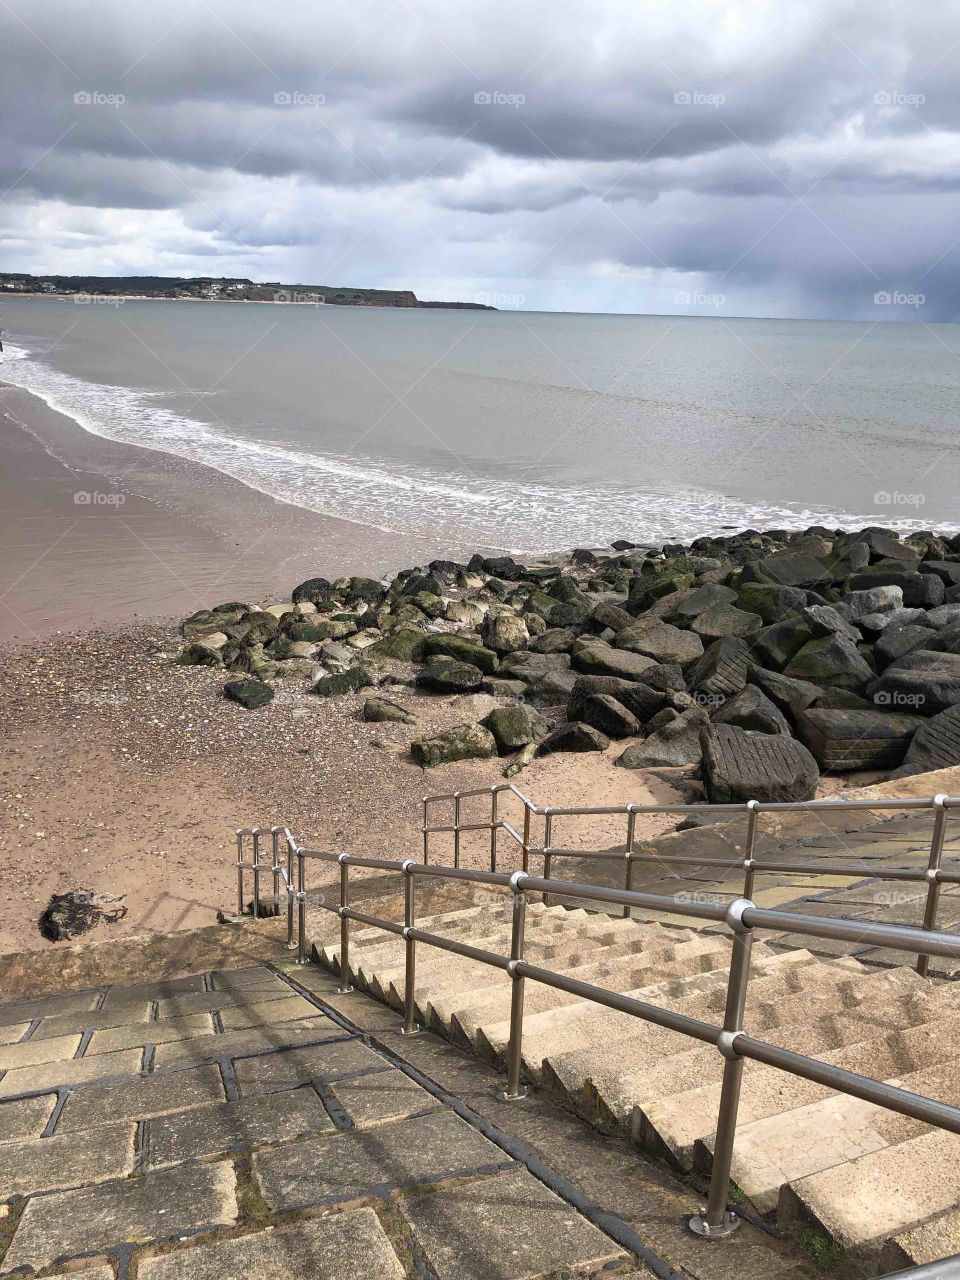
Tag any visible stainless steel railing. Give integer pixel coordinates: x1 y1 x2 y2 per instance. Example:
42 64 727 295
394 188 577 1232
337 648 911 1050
423 786 959 976
252 838 960 1243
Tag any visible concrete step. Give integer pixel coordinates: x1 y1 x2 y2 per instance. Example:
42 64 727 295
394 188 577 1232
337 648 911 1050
778 1126 960 1249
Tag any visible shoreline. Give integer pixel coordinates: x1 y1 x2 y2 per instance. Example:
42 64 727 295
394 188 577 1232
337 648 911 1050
0 382 507 642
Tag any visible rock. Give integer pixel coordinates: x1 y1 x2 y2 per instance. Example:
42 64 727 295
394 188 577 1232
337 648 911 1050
926 604 960 628
263 603 296 620
700 723 819 803
313 665 375 696
345 576 387 605
874 625 936 670
613 682 671 726
363 696 416 724
365 628 426 663
712 685 791 735
796 708 925 770
856 607 932 640
38 889 126 942
241 611 281 643
847 570 945 608
483 705 542 754
750 617 813 669
570 638 656 680
740 553 831 589
445 599 485 627
901 705 960 772
837 584 904 621
539 721 610 754
500 651 572 685
224 679 275 709
580 694 642 738
801 605 861 642
411 723 497 768
416 658 485 694
527 670 579 703
291 577 333 605
422 634 499 674
529 628 576 654
867 651 960 716
663 584 738 621
617 706 709 768
615 619 704 665
482 611 530 654
503 742 538 777
566 675 634 720
590 601 634 632
688 637 753 698
481 677 528 698
177 642 223 667
919 561 960 587
811 689 873 710
633 663 687 693
690 604 763 639
735 583 808 623
784 635 874 691
747 666 823 716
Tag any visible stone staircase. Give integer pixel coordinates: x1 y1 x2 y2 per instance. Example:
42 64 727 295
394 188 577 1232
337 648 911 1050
319 889 960 1266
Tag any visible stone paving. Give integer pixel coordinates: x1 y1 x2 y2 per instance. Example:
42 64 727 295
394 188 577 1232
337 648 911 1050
0 959 661 1279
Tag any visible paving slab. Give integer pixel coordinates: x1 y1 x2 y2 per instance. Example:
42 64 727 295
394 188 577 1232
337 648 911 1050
217 993 319 1030
0 1032 82 1072
0 1024 29 1047
32 1001 154 1040
0 1121 135 1198
101 974 206 1003
400 1167 624 1279
2 1160 237 1272
0 1093 57 1142
0 1047 143 1098
56 1064 225 1132
254 1110 512 1210
145 1086 334 1167
0 992 100 1028
151 1017 344 1069
209 966 285 989
87 1013 216 1056
155 988 292 1019
328 1068 439 1128
136 1206 404 1279
234 1037 390 1095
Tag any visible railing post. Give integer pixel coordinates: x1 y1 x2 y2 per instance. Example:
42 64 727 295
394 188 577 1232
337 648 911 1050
500 872 529 1101
490 787 499 872
454 793 462 869
401 860 420 1035
251 827 261 920
542 813 554 906
623 808 637 920
271 828 281 917
918 795 949 978
336 853 353 993
422 797 430 865
295 848 307 965
742 801 760 900
286 835 296 949
689 897 754 1239
522 805 531 874
235 829 245 916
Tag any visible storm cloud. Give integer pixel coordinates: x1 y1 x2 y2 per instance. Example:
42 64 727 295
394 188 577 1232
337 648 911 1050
1 0 959 319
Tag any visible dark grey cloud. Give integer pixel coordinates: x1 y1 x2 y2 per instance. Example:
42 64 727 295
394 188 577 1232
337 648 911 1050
1 0 959 318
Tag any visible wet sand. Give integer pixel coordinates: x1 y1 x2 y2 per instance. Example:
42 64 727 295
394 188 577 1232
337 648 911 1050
0 382 470 643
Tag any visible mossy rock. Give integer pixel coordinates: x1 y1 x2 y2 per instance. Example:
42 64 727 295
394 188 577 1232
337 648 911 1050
366 628 426 662
482 705 540 754
177 642 223 667
409 591 445 619
224 679 275 709
422 633 499 673
411 723 497 767
240 610 280 643
312 664 376 696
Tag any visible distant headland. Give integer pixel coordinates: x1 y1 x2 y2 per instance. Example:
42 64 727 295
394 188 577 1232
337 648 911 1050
0 273 496 310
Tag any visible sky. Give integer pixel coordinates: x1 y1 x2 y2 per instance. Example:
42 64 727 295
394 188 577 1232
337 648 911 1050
1 0 959 320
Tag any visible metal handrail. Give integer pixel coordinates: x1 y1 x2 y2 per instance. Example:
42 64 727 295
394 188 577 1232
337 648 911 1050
422 787 959 975
252 838 960 1245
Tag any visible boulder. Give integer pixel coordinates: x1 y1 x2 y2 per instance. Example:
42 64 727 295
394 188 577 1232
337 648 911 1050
700 723 819 803
837 584 904 621
292 576 333 606
365 627 426 663
313 665 375 696
740 553 831 589
617 706 709 769
856 607 932 640
529 628 576 654
874 625 936 670
712 685 791 735
784 635 874 691
500 651 572 685
796 708 924 770
363 696 416 724
847 571 945 609
411 723 498 768
747 666 823 717
416 658 485 695
926 604 960 629
482 611 530 655
422 634 499 674
483 705 542 755
527 670 579 703
241 611 281 643
614 682 672 726
580 694 642 738
177 642 223 667
750 618 813 669
445 599 485 627
481 677 528 699
539 721 610 754
590 601 634 632
615 619 704 665
224 679 275 710
690 604 763 639
662 583 738 621
735 583 807 623
688 637 754 698
801 605 860 642
867 651 960 716
570 638 655 680
900 705 960 773
633 663 687 693
567 674 635 720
